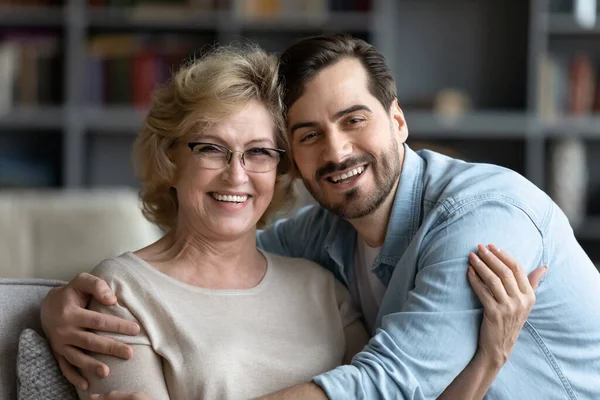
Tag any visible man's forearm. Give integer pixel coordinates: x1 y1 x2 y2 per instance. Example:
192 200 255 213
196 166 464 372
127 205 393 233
254 382 328 400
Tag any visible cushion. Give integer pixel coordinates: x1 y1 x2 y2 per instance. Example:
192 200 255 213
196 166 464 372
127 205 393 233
16 329 77 400
0 278 65 399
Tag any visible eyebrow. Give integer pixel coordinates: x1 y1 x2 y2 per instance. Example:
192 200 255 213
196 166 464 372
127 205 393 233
193 135 275 147
289 104 372 136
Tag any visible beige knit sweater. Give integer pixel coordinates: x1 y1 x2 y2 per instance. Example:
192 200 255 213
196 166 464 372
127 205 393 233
78 249 367 400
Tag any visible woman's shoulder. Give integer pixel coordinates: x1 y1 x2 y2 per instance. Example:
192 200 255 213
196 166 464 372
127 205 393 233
261 250 336 282
90 252 144 285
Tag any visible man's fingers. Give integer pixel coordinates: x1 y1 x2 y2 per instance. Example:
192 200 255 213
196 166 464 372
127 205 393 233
78 308 140 335
467 265 495 308
61 345 110 378
488 244 532 294
71 273 116 305
476 244 521 297
91 391 150 400
57 354 89 391
469 252 509 302
527 266 548 291
72 331 134 360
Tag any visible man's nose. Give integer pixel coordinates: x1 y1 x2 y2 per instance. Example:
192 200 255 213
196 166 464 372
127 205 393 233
322 129 353 164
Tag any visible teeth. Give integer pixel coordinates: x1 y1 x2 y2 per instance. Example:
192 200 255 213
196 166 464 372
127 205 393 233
211 193 248 203
331 166 365 183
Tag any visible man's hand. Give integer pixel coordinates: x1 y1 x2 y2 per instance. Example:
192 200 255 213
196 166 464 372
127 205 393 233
468 244 547 366
40 273 140 390
90 391 154 400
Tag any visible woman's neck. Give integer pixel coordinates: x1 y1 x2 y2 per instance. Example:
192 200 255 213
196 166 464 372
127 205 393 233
136 223 266 290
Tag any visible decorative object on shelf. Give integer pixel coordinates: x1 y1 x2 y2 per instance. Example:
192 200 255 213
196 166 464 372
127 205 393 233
433 88 473 120
549 137 589 230
574 0 597 29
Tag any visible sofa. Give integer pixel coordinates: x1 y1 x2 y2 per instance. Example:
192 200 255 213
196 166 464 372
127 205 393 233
0 278 66 399
0 188 162 280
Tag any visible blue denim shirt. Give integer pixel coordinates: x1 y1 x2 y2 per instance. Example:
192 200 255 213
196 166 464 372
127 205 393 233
257 145 600 399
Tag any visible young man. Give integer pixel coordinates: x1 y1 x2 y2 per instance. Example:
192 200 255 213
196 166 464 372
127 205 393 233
42 35 599 399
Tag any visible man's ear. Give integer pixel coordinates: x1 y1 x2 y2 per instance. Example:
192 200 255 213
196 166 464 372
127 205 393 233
390 98 409 143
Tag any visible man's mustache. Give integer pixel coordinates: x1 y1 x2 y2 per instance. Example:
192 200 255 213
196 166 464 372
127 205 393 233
316 154 375 180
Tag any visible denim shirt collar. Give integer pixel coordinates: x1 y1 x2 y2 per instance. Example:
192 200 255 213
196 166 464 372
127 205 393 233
323 144 425 286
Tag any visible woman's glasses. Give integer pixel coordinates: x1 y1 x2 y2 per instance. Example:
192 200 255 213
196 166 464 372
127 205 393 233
187 142 286 173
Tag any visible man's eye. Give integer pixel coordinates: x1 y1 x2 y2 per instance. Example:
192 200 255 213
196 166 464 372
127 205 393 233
348 117 364 125
300 132 318 143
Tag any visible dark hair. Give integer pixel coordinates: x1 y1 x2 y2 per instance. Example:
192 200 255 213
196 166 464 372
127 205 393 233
278 34 397 113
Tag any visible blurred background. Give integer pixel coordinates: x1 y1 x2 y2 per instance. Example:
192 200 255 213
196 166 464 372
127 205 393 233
0 0 599 279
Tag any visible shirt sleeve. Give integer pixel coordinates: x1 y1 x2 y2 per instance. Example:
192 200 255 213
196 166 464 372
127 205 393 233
77 267 171 399
313 201 545 399
335 278 370 365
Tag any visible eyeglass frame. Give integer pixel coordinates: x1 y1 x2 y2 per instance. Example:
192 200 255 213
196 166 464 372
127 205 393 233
186 141 286 173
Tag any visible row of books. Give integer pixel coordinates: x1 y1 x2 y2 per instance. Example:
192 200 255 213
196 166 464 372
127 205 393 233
0 34 62 114
538 53 600 120
0 0 62 5
87 0 371 13
86 34 210 107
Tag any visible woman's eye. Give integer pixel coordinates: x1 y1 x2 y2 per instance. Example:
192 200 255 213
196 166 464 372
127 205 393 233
197 145 221 153
247 147 270 156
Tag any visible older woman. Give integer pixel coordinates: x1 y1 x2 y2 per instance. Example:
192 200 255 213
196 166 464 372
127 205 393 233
41 46 543 400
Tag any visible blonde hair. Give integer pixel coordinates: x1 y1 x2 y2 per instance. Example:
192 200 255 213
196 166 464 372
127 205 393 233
133 45 294 231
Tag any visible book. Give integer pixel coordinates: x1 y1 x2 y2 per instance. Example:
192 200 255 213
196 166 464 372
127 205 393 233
568 54 595 116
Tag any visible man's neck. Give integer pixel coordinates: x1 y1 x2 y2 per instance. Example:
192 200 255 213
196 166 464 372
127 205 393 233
348 177 400 248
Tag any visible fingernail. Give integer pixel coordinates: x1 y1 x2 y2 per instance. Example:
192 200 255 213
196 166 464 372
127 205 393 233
102 294 115 301
489 244 500 252
469 252 480 264
479 244 489 254
96 366 106 377
79 382 88 391
91 394 100 399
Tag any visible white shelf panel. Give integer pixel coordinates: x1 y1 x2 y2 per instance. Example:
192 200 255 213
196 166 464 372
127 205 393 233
404 111 534 138
543 116 600 138
0 6 64 27
548 13 600 35
0 107 64 130
85 107 147 133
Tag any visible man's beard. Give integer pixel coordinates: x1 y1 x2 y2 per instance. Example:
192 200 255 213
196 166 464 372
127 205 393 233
301 141 401 220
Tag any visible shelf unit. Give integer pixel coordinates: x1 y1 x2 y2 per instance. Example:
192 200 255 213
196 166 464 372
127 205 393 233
1 0 599 249
0 5 65 26
548 11 600 34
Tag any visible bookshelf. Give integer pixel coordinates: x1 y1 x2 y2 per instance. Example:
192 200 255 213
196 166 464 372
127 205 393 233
0 5 65 27
1 0 599 256
548 12 600 34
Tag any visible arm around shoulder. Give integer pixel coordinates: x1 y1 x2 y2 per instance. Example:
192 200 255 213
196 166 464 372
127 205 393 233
77 265 169 399
313 201 545 399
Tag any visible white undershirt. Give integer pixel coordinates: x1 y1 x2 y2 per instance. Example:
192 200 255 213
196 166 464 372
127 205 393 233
350 237 386 333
